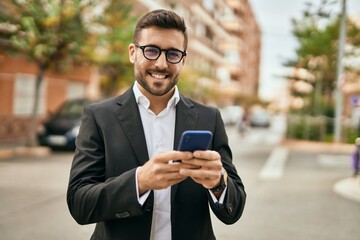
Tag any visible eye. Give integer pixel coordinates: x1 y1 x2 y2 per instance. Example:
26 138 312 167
144 47 160 57
167 50 181 60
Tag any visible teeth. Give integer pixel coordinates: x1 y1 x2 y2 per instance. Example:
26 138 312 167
151 73 166 79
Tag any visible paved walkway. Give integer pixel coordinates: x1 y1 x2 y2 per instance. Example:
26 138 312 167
0 141 50 159
333 176 360 203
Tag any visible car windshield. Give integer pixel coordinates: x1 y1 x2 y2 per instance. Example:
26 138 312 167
57 100 87 117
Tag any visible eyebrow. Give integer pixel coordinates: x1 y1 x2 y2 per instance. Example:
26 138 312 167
141 44 183 52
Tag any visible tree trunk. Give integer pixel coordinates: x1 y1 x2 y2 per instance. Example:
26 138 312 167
27 65 45 147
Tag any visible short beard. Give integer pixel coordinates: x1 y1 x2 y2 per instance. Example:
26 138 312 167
135 68 179 96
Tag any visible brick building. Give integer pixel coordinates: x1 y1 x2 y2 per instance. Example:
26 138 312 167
0 0 261 141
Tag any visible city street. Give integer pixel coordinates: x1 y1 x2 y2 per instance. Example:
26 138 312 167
213 122 360 240
0 117 360 240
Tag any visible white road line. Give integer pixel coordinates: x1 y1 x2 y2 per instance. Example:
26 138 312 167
259 146 289 180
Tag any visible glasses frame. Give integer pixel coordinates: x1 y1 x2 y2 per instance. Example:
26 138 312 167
135 44 187 64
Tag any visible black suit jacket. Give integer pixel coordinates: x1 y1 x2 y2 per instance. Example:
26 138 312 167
67 87 246 240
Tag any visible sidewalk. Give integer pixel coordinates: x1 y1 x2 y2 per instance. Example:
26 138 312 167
0 141 51 159
333 176 360 203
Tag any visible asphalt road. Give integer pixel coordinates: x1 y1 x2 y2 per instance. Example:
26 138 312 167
213 124 360 240
0 120 359 240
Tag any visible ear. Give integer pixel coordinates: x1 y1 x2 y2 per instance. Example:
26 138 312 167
129 43 136 64
181 55 187 66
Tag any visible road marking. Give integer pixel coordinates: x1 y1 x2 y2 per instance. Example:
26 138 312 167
259 146 289 180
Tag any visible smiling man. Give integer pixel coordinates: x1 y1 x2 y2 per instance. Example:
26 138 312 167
67 9 246 240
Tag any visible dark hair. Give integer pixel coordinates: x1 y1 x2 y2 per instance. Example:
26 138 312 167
134 9 188 50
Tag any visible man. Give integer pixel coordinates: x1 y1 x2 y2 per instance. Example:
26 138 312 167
67 9 246 240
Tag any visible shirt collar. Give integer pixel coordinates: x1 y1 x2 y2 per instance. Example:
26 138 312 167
133 81 180 110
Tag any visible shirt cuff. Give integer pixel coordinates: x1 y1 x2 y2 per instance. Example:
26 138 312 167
208 186 228 204
135 167 151 205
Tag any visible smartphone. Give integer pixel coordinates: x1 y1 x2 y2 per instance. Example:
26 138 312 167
177 130 213 152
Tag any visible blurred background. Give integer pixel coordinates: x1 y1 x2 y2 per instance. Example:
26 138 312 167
1 0 360 146
0 0 360 240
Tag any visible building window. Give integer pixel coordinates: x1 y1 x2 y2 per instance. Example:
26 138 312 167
205 25 213 41
67 81 85 99
202 0 215 12
225 51 240 64
195 21 205 37
13 74 46 116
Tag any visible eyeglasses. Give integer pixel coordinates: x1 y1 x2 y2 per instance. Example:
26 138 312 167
135 44 187 64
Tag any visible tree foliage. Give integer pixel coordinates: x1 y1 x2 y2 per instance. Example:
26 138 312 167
84 0 136 97
285 0 360 116
0 0 96 146
0 0 91 70
0 0 135 146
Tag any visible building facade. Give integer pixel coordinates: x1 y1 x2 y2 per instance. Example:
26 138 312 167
0 0 261 141
0 51 93 141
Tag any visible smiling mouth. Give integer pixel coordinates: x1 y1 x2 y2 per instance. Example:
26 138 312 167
150 72 168 79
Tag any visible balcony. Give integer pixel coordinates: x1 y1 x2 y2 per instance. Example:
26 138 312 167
220 16 243 34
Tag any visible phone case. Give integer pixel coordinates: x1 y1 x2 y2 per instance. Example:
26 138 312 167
177 130 213 152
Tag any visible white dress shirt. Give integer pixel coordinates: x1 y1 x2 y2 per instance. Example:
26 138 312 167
133 82 178 240
132 82 226 240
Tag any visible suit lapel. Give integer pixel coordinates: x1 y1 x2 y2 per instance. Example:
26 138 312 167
113 88 149 166
173 94 197 149
172 94 198 202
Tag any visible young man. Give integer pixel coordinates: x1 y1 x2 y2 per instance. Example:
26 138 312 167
67 9 246 240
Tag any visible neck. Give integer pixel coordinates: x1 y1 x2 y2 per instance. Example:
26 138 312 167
149 97 169 115
138 85 175 115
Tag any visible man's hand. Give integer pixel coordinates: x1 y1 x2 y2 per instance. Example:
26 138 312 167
179 150 223 190
137 151 194 195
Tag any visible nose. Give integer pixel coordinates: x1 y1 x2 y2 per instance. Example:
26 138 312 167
154 51 168 69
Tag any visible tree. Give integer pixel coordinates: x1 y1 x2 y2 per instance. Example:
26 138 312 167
84 1 136 97
285 0 360 116
0 0 98 147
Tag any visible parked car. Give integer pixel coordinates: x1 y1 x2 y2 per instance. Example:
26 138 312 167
37 98 94 150
220 106 244 125
249 108 271 128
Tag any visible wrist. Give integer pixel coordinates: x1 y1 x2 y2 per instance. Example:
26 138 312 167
209 167 227 193
137 167 148 195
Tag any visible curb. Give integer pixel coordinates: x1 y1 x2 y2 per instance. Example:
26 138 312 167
0 149 14 159
0 146 51 159
281 139 354 154
333 177 360 203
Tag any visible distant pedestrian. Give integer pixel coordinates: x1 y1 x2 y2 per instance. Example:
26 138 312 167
237 106 249 135
352 149 359 177
352 138 360 177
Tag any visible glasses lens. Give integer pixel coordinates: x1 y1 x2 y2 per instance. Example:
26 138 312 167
143 46 160 60
166 50 183 63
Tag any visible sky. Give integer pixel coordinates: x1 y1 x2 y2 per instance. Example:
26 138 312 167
249 0 360 101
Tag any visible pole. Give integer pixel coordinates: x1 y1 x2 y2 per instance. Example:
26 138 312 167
334 0 347 142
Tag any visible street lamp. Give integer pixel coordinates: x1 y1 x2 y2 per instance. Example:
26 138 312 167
334 0 347 142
